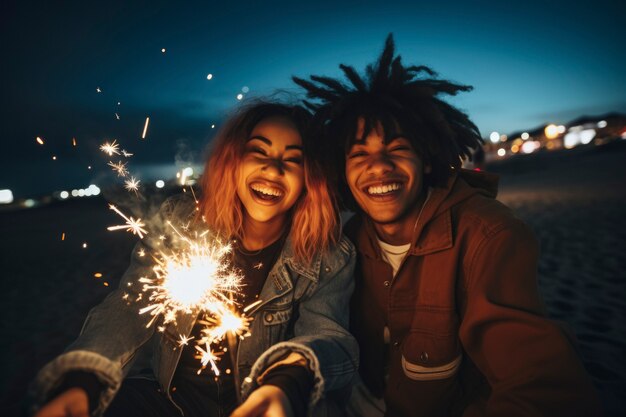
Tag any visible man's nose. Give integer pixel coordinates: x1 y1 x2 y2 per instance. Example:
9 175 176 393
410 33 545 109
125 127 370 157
365 153 394 175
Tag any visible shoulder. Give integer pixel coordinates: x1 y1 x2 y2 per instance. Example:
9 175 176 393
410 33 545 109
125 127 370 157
320 234 356 275
454 193 535 243
160 193 197 221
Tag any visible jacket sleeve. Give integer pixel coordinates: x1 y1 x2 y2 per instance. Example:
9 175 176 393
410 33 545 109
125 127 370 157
242 236 359 412
459 220 601 417
29 199 181 416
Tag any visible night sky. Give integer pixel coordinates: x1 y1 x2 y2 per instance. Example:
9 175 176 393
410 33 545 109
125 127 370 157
2 0 625 198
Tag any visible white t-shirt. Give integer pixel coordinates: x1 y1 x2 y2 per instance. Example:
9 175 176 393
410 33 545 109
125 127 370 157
377 238 411 277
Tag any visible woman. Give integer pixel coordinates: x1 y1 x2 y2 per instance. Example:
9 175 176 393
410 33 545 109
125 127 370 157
31 102 357 417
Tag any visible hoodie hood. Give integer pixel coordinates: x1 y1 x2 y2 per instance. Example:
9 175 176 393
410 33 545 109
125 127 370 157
409 169 499 245
351 169 500 259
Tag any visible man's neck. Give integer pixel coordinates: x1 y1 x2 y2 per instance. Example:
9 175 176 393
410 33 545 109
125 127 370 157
241 215 286 251
372 193 428 246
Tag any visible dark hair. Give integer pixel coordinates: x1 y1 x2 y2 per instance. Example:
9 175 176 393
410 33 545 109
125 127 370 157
199 100 339 263
293 34 483 210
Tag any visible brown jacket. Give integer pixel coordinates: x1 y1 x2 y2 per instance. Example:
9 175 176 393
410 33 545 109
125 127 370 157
345 169 601 417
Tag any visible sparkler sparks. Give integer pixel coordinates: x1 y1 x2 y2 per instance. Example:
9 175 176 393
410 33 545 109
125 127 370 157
142 117 150 139
124 177 141 194
121 149 133 157
178 334 194 347
137 228 240 327
195 343 221 375
100 140 120 156
108 160 129 177
107 204 147 238
36 137 44 145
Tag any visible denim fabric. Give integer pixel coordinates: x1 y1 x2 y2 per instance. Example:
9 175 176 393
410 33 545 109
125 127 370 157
30 197 358 417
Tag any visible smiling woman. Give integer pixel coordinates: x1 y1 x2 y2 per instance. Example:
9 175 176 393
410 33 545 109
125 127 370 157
30 101 357 417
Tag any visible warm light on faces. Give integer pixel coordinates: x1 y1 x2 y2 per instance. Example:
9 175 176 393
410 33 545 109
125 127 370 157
345 119 430 227
236 116 305 226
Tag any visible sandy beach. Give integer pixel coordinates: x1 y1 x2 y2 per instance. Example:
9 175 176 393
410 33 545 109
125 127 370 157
1 141 625 416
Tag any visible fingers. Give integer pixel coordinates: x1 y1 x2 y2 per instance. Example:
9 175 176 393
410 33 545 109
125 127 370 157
34 388 90 417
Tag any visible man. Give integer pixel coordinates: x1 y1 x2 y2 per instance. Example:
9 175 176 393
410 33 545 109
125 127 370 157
294 35 601 416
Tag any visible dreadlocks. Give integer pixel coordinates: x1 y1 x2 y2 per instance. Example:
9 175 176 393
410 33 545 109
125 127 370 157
293 34 483 210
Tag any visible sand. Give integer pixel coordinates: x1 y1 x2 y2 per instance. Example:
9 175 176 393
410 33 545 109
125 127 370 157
1 141 625 416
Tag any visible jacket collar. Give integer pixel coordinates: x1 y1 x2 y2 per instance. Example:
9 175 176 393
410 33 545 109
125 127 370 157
246 235 322 316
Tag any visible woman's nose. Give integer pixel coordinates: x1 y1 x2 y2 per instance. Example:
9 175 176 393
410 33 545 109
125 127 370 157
261 159 284 176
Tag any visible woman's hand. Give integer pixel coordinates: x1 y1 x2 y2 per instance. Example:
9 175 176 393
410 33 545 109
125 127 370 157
33 388 90 417
230 385 294 417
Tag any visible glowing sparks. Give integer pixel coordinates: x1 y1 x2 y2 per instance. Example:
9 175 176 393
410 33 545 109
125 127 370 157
142 117 150 139
121 149 133 158
100 140 120 156
195 343 220 375
107 204 148 238
124 177 141 194
108 160 129 177
199 307 251 343
178 334 195 347
138 248 146 257
115 113 120 120
96 87 102 93
137 228 240 327
36 137 44 145
61 232 65 241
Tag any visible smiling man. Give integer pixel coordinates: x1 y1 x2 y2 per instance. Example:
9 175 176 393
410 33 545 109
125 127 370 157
295 35 601 417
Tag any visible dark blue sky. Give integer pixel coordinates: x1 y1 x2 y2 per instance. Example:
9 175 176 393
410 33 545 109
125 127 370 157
1 0 624 198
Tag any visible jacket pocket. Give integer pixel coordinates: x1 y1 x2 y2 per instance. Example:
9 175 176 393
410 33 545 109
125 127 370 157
262 306 294 346
401 329 462 381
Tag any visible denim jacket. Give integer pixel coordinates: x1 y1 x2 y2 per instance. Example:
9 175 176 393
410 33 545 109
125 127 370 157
31 197 358 416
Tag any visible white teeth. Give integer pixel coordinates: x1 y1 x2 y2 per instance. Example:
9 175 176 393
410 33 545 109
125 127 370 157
251 184 283 197
367 183 401 195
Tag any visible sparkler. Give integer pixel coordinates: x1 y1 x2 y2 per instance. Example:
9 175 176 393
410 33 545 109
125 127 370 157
107 204 147 238
108 160 129 177
137 227 240 327
100 140 120 156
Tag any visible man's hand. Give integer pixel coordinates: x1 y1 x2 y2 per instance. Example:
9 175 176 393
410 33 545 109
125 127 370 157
33 388 90 417
230 385 294 417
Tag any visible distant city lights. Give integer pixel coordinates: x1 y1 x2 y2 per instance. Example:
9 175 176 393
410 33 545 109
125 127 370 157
207 73 213 80
156 180 165 189
544 124 559 139
0 189 14 204
597 120 607 128
521 132 530 140
489 131 500 143
521 141 541 154
497 148 506 157
564 128 597 149
242 86 250 93
60 191 69 199
236 93 244 101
